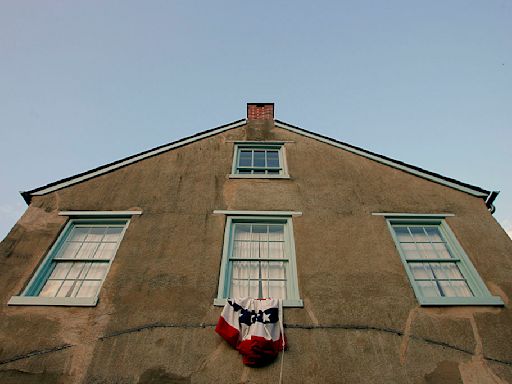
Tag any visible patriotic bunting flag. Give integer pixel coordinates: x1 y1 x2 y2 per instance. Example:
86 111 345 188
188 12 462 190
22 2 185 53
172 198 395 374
215 298 285 367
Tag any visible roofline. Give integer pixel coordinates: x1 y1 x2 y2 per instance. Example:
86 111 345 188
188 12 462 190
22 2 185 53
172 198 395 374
21 117 492 204
21 119 246 204
274 120 491 199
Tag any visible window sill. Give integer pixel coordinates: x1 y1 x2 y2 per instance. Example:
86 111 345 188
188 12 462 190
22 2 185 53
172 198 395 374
213 298 303 308
418 296 504 306
8 296 98 306
228 174 290 179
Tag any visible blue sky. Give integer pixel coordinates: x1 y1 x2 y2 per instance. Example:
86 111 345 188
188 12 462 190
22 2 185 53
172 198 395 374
0 1 511 239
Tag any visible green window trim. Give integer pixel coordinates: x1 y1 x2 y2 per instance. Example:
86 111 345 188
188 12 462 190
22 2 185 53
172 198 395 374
229 142 290 178
8 216 131 307
215 215 303 307
386 216 504 306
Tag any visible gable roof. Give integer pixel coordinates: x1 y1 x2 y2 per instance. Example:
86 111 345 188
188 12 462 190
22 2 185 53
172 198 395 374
21 118 496 207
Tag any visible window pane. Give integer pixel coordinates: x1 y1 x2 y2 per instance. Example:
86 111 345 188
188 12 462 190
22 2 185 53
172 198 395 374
233 261 259 279
249 280 259 298
433 243 452 258
417 281 440 297
259 242 269 259
234 224 251 241
49 262 73 279
231 279 248 298
401 243 420 259
103 227 123 242
394 227 412 242
67 262 86 279
268 225 284 241
262 261 286 279
410 227 428 242
267 280 286 299
410 263 434 279
232 261 246 279
253 151 265 167
56 280 75 297
267 169 280 174
86 263 109 279
76 280 101 298
239 151 252 167
238 169 251 174
417 243 437 259
268 242 285 259
266 151 280 167
55 242 81 259
95 243 117 260
250 242 263 259
425 227 443 242
251 225 268 242
85 227 107 242
76 242 99 259
68 227 89 242
39 280 62 297
233 241 251 258
448 281 473 297
431 263 463 280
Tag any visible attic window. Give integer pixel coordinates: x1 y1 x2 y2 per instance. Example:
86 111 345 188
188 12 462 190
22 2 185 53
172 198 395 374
229 142 289 179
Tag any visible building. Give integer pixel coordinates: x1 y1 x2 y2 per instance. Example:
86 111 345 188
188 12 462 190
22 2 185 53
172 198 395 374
0 103 511 383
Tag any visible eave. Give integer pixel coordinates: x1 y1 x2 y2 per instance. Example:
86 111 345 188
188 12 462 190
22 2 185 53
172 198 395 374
21 118 495 207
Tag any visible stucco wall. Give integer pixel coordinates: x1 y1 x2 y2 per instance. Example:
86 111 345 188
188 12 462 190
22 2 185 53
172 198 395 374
1 120 511 383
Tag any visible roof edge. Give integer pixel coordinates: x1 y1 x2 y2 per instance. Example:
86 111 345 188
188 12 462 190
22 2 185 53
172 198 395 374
274 120 491 199
20 116 493 205
21 118 246 204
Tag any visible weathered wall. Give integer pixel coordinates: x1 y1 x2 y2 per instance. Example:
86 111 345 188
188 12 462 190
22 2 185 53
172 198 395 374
1 120 511 383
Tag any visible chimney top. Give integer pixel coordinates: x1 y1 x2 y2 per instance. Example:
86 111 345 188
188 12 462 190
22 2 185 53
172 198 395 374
247 103 274 120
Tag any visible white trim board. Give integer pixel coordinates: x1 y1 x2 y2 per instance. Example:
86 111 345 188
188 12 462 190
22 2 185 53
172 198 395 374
59 211 143 216
22 118 491 201
8 296 98 306
372 213 455 217
26 120 247 198
274 121 489 198
213 210 302 216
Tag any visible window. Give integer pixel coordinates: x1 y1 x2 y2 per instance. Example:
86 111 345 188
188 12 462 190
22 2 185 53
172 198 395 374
8 213 136 306
387 216 503 306
230 142 289 178
215 213 302 307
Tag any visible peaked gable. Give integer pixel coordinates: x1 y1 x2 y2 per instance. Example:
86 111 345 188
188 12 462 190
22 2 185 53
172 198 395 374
21 117 495 207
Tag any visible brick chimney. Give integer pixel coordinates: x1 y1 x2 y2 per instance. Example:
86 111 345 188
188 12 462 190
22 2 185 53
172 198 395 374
247 103 274 120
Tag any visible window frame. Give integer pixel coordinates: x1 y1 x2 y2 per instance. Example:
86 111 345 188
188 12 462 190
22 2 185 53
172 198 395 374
8 213 135 306
229 142 290 179
386 216 503 306
214 214 303 307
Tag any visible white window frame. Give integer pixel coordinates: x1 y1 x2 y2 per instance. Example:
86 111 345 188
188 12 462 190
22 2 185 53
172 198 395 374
229 142 290 179
386 215 503 306
214 213 303 307
8 211 140 306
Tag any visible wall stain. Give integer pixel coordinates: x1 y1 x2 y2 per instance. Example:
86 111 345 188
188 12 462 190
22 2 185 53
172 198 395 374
399 306 419 365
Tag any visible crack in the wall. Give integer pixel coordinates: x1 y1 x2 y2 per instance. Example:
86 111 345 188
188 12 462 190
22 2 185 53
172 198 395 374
98 322 216 340
0 344 73 365
2 322 512 371
483 356 512 367
284 323 404 336
409 335 474 355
